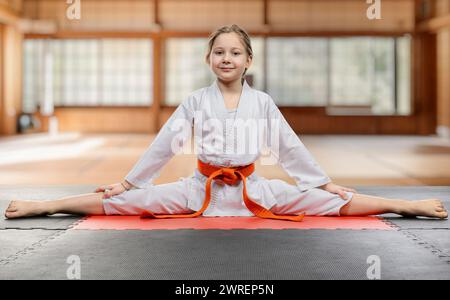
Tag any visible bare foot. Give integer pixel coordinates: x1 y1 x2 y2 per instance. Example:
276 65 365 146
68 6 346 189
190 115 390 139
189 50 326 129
4 200 48 219
401 199 448 219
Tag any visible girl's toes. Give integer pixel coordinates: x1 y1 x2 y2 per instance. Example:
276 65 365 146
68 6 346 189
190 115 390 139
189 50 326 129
6 208 17 214
5 211 16 219
6 202 17 210
6 204 17 211
437 208 448 217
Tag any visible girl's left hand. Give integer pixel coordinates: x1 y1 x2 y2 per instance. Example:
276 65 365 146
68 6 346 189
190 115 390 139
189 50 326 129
95 182 126 199
320 182 357 200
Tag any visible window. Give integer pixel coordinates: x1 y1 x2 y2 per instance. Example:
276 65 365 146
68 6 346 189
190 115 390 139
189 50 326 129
58 40 99 106
164 38 214 106
267 38 328 106
101 39 152 106
330 37 395 115
22 38 153 111
266 36 411 115
23 40 45 113
164 37 264 105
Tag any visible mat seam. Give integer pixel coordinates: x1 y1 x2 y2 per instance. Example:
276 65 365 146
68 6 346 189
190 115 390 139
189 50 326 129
0 217 87 266
399 229 450 264
0 229 67 266
381 217 450 263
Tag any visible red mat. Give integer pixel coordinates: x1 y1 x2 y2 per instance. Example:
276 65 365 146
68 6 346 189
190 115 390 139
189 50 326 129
72 216 395 230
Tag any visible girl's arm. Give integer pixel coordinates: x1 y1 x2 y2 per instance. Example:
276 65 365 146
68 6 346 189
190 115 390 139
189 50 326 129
124 98 194 189
268 97 332 192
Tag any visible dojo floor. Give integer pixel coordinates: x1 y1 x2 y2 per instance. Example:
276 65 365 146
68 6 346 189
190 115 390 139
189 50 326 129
0 133 449 280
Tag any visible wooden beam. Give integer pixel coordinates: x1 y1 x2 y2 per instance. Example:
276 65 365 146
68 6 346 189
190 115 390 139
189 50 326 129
0 3 20 25
25 30 413 40
418 14 450 32
159 30 412 38
25 31 158 39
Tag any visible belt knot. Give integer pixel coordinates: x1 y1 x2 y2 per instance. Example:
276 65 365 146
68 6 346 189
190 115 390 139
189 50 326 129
214 168 239 185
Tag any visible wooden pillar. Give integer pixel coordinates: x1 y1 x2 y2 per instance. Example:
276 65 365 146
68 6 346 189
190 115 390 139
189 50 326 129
153 0 163 133
437 30 450 137
0 24 23 135
153 35 162 133
0 24 3 134
0 3 22 136
416 0 450 137
436 1 450 138
412 32 437 135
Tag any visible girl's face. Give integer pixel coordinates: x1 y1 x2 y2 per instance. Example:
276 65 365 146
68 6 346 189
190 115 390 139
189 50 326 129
207 33 252 84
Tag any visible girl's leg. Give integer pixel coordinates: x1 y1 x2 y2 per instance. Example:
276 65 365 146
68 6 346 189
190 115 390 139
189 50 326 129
4 192 105 219
339 193 448 218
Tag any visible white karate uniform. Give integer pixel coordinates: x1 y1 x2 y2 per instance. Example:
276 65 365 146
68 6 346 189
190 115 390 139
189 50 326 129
103 80 354 216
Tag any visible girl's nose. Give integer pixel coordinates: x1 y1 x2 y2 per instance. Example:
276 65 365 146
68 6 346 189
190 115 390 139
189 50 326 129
222 53 231 62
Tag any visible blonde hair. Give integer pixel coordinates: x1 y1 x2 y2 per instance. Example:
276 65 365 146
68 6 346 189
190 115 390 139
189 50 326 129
205 24 253 82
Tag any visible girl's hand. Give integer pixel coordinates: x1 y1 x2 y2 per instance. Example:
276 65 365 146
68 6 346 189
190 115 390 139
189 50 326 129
319 182 357 200
95 182 127 199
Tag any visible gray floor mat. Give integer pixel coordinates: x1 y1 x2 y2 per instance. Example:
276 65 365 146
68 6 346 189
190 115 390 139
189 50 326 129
0 185 96 229
0 229 63 263
353 186 450 199
0 229 448 280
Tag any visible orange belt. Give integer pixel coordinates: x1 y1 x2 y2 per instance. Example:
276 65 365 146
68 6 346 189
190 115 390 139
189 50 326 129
141 159 305 222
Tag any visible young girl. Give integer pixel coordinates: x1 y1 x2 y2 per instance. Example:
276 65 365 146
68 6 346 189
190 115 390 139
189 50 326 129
4 24 447 221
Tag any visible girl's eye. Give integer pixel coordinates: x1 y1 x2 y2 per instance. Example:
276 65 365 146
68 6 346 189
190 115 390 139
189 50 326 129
213 51 240 55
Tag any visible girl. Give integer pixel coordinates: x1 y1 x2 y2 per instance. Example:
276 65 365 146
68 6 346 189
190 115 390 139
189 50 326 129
4 24 447 220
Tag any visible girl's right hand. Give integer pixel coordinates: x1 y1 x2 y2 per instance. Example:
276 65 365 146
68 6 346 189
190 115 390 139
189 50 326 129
95 183 126 199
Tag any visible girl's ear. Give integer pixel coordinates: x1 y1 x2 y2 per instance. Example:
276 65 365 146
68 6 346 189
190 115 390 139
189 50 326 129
246 55 253 68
